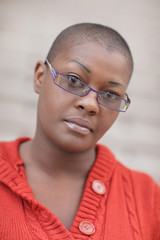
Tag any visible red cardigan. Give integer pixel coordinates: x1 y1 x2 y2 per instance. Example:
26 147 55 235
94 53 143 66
0 138 160 240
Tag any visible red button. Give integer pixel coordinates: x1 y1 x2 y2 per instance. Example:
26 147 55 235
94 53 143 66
79 221 95 235
92 180 106 195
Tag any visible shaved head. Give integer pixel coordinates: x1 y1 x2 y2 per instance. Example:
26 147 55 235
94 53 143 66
46 23 133 75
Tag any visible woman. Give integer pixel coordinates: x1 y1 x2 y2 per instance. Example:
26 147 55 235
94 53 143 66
0 23 159 239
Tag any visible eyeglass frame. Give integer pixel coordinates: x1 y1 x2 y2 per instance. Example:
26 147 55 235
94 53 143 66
45 59 131 112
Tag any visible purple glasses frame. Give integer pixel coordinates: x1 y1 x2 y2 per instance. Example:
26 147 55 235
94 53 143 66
45 59 131 112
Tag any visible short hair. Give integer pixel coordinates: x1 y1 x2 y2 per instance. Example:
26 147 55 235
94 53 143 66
46 23 133 74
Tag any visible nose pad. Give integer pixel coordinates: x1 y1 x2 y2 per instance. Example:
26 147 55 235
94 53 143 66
82 88 90 95
75 91 99 115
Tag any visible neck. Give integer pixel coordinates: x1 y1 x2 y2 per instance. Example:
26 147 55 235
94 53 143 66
20 134 96 180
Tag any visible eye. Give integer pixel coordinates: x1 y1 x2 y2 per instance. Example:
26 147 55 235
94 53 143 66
100 91 120 102
103 91 119 100
66 75 84 88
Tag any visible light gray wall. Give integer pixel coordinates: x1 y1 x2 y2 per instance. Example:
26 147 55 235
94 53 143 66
0 0 160 183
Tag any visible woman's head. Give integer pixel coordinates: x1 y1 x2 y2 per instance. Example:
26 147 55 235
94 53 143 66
33 23 133 152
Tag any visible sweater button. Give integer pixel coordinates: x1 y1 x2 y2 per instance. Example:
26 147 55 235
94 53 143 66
79 221 95 235
92 180 106 195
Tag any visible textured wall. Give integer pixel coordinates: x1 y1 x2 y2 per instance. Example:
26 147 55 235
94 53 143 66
0 0 160 183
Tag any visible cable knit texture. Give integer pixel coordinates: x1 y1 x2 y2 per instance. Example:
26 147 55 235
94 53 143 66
0 138 160 240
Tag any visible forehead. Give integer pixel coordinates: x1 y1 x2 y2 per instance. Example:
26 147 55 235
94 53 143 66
51 42 131 88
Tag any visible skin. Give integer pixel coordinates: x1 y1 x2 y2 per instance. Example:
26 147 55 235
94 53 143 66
19 42 131 230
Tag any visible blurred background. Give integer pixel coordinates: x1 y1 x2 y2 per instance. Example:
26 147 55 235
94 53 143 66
0 0 160 183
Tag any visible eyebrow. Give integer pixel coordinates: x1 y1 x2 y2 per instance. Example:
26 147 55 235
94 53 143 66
68 60 91 73
108 81 125 88
68 60 124 88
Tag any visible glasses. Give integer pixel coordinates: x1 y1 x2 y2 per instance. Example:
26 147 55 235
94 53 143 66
45 59 131 112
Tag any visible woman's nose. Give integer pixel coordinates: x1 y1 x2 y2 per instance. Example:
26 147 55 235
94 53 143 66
75 91 99 115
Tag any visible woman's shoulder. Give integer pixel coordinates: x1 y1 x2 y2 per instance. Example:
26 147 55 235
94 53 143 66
117 161 160 237
117 160 160 190
0 137 31 167
118 161 160 223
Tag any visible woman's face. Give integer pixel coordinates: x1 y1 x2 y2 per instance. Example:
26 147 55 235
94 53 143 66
34 42 131 153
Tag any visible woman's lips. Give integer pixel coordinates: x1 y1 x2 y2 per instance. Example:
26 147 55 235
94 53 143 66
64 121 90 135
64 117 93 135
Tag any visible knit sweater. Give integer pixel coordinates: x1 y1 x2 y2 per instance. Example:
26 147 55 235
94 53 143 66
0 138 160 240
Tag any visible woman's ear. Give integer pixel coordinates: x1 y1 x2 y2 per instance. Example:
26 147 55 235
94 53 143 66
34 61 47 94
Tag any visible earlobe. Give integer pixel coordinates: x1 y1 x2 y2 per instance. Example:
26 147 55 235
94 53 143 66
34 61 47 94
